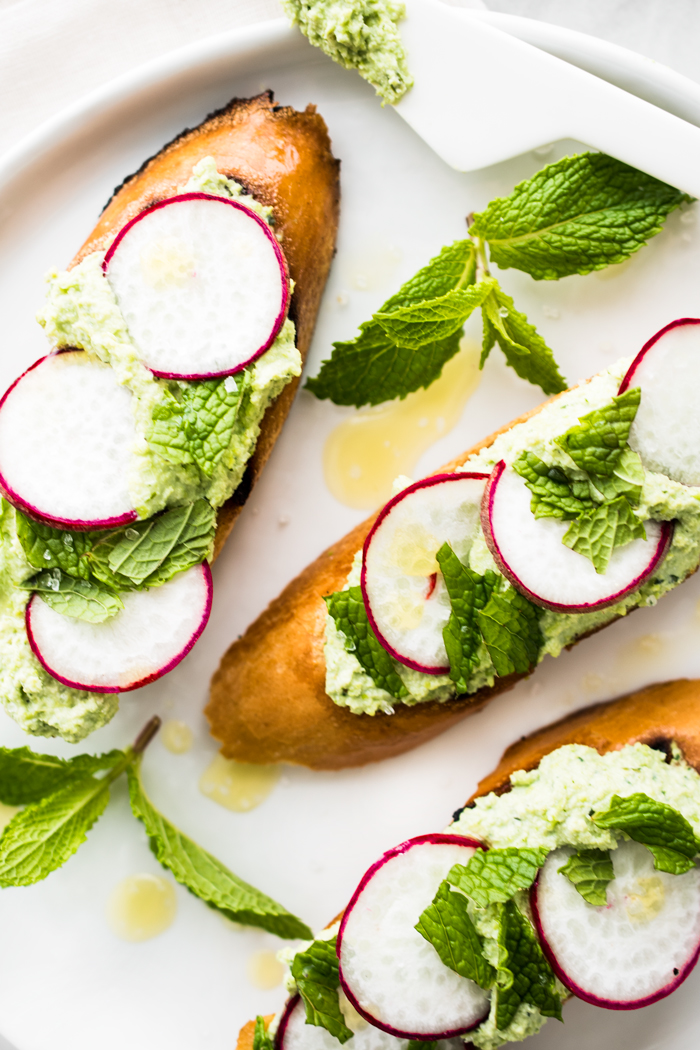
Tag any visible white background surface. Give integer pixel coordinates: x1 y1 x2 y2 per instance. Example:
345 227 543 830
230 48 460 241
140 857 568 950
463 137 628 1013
3 4 700 1050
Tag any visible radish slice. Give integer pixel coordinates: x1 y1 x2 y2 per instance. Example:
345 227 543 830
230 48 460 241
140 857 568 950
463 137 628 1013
277 995 413 1050
103 193 289 380
361 473 489 674
532 841 700 1009
338 834 490 1039
620 318 700 486
482 461 672 612
26 562 212 692
0 352 137 530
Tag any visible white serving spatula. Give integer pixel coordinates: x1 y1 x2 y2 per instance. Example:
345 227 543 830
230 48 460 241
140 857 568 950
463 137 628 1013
395 0 700 196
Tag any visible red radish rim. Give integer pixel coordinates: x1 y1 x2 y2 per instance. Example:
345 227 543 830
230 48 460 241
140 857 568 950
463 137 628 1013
0 351 138 532
619 318 700 394
25 561 213 694
103 192 290 381
274 994 300 1050
337 832 487 1040
360 472 491 676
481 461 674 613
530 872 700 1010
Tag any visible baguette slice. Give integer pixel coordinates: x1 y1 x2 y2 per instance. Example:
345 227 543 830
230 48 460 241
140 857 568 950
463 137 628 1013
206 397 603 770
70 90 340 557
234 677 700 1050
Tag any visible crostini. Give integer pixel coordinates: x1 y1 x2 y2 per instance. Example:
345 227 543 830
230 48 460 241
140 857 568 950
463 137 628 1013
207 319 700 769
0 91 339 742
236 676 700 1050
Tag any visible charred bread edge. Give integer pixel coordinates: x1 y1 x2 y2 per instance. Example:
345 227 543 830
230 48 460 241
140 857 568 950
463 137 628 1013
234 677 700 1050
69 91 340 559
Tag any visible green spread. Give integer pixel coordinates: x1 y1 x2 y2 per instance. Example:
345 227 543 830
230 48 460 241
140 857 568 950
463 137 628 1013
325 357 700 714
282 0 413 104
0 159 301 742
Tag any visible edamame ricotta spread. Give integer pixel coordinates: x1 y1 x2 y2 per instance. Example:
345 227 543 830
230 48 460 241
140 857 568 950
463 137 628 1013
0 159 301 741
325 358 700 715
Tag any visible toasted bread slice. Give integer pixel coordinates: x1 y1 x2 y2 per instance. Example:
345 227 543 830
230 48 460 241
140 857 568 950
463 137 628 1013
72 91 340 556
234 679 700 1050
207 396 625 770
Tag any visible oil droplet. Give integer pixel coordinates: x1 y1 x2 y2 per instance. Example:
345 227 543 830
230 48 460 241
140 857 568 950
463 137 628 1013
625 875 665 923
107 873 177 942
161 719 193 754
323 338 482 510
0 802 18 832
247 950 284 990
199 754 280 812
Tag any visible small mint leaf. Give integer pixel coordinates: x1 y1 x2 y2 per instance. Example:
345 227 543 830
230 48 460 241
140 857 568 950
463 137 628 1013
24 572 123 623
291 937 353 1043
447 847 548 907
253 1017 274 1050
0 747 125 806
16 511 93 580
481 285 566 395
556 387 641 477
375 278 495 350
415 880 495 988
476 588 543 677
592 793 700 874
325 586 408 699
563 497 646 574
558 848 614 906
513 452 595 521
107 500 215 586
436 543 498 693
495 901 562 1031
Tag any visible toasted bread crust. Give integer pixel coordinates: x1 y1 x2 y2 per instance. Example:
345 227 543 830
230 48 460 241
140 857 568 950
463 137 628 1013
467 677 700 802
206 399 566 769
71 91 340 556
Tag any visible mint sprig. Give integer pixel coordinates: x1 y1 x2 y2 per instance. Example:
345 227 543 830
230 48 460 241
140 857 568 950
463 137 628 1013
470 153 689 281
494 901 562 1031
0 720 311 938
593 793 700 875
447 847 548 908
291 936 353 1043
306 153 687 408
415 880 495 988
148 372 250 477
558 848 614 906
325 586 408 700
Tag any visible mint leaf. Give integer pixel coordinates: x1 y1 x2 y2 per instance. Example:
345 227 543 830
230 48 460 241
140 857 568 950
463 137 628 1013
415 880 495 988
375 279 495 350
471 152 690 280
307 321 464 408
0 773 114 886
589 447 644 504
494 901 562 1031
306 240 477 407
106 500 215 586
407 1042 437 1050
0 747 124 806
148 373 250 477
325 586 408 700
556 387 641 477
127 758 311 939
24 571 124 623
292 937 353 1043
563 497 646 574
476 589 543 677
253 1017 274 1050
558 848 614 906
481 285 566 395
513 452 595 521
436 543 498 693
592 793 700 875
447 847 548 908
16 511 94 580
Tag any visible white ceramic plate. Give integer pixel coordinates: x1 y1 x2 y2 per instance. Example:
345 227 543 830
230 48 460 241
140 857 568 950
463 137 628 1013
2 16 700 1050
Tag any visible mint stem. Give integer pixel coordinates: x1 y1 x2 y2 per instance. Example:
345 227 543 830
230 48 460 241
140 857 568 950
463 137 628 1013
132 716 162 755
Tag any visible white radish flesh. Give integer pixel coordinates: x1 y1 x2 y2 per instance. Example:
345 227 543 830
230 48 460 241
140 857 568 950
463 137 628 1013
533 840 700 1009
621 318 700 487
338 834 489 1039
0 352 137 529
104 193 289 379
277 995 421 1050
361 473 488 674
26 562 212 692
482 462 671 612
